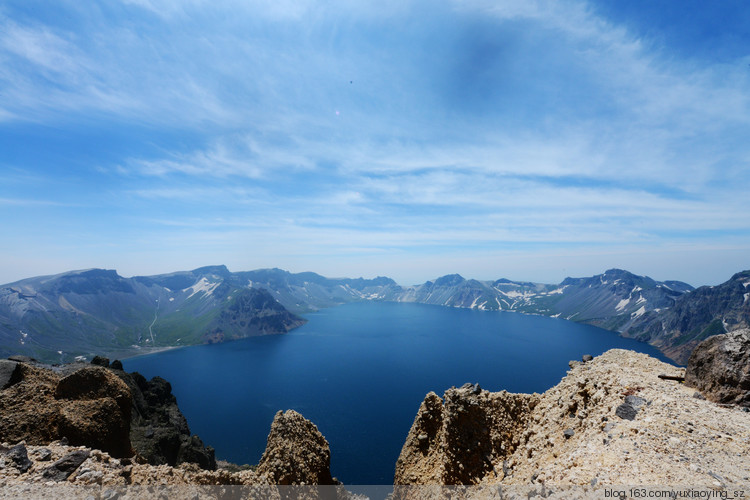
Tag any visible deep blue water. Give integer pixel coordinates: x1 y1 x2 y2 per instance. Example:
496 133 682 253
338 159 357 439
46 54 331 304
123 301 674 484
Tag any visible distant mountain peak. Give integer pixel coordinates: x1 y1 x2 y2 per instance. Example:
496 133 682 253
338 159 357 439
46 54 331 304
433 274 465 287
191 265 231 278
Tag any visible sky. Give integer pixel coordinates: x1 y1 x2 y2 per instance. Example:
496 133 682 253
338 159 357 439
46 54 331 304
1 0 749 287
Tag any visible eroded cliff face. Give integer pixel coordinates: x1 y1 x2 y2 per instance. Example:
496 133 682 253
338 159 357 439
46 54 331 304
685 328 750 407
394 385 539 484
395 349 750 487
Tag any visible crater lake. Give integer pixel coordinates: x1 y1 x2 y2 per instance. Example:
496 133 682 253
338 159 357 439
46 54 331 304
122 301 674 484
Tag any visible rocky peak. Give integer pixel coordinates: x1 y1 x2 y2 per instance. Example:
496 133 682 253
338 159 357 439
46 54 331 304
395 383 539 485
432 274 466 287
256 410 336 485
685 328 750 407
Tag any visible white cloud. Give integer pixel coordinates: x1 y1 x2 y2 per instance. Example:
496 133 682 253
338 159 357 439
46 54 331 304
1 0 749 286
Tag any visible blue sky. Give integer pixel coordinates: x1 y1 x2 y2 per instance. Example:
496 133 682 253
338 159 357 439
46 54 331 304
1 0 749 287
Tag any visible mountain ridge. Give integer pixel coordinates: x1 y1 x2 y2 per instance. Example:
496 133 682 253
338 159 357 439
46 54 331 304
2 265 747 365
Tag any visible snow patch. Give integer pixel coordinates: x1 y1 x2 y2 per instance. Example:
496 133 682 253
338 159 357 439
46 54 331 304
187 277 221 298
631 305 646 318
169 297 174 302
615 297 631 312
745 292 750 303
470 296 480 309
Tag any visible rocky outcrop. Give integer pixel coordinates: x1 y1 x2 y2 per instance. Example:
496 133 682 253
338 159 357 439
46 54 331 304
685 328 750 407
1 360 338 488
0 362 132 458
396 350 750 486
0 360 22 390
112 367 216 470
53 366 133 458
394 384 539 484
256 410 336 485
0 357 215 469
0 413 338 489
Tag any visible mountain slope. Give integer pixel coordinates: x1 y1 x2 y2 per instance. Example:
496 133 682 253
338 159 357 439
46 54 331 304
393 269 692 331
622 270 750 364
5 264 744 367
0 267 304 362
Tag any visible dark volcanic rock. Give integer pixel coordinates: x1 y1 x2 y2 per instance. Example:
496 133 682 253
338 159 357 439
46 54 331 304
685 328 750 407
34 448 52 461
1 444 33 473
257 410 335 485
112 369 215 470
41 450 90 481
0 359 22 389
615 403 638 420
91 355 110 367
7 355 35 363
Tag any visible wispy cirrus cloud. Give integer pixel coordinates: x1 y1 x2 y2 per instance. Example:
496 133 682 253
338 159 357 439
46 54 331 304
1 0 749 286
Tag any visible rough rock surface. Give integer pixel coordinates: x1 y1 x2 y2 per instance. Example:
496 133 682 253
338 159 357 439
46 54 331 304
111 366 216 469
0 360 22 390
54 366 133 457
685 328 750 407
396 349 750 486
256 410 336 485
0 363 132 457
0 412 337 489
0 441 262 487
394 383 539 484
0 357 215 468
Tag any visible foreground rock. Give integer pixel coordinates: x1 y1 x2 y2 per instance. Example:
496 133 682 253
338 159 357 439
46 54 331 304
0 363 132 457
0 409 338 489
685 328 750 407
109 364 217 469
395 383 538 484
396 349 750 486
0 358 338 489
257 410 337 485
0 358 215 468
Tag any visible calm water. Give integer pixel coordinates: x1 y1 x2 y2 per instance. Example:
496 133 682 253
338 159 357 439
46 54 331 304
123 301 673 484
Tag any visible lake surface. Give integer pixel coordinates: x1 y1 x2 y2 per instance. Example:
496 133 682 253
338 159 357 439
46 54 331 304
123 301 674 484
